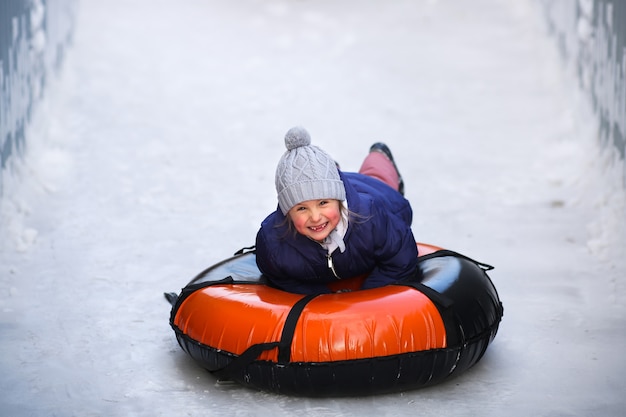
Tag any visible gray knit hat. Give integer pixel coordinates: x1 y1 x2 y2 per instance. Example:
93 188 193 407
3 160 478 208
275 127 346 215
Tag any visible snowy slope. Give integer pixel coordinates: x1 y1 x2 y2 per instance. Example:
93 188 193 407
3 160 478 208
1 1 625 416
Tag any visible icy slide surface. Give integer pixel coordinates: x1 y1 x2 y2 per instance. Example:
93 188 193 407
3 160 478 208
1 1 625 416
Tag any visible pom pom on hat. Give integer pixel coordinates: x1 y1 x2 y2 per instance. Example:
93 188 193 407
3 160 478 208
284 126 311 150
275 127 346 215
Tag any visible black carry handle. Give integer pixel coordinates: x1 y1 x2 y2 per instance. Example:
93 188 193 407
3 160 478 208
234 245 256 255
212 341 280 380
418 249 494 271
211 293 318 381
233 246 493 270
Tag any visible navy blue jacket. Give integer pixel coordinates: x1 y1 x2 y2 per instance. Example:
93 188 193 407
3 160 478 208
255 171 419 294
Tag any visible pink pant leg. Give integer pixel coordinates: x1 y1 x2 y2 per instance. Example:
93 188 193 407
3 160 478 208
358 151 400 191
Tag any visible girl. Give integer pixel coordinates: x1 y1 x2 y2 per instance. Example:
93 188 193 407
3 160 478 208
255 126 418 294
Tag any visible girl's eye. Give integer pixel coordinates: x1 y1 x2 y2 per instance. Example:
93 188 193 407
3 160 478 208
319 200 328 206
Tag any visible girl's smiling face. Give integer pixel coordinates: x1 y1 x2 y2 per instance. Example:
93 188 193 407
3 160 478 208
288 199 341 242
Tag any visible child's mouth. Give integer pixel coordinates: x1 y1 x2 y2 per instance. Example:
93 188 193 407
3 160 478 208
308 222 328 233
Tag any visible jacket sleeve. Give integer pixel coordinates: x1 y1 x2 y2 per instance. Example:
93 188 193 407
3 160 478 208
255 228 333 295
360 205 419 290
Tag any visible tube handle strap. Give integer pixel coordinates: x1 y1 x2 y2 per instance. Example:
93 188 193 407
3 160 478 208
212 293 317 380
418 249 494 271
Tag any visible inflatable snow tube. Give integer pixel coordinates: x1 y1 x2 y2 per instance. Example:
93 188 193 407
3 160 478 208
167 243 503 397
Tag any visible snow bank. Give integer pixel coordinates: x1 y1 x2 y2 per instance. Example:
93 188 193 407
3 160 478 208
540 0 626 268
0 0 76 198
541 0 626 174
